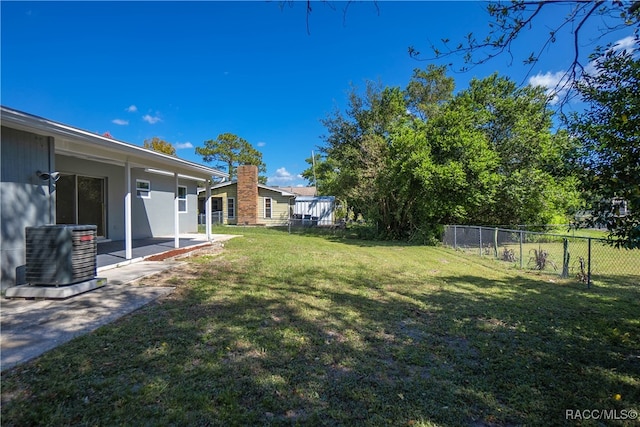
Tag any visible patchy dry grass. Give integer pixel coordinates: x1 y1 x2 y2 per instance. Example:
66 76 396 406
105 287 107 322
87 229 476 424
2 227 639 426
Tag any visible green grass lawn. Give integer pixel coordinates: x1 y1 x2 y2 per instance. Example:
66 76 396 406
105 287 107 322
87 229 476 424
2 227 639 426
546 226 610 239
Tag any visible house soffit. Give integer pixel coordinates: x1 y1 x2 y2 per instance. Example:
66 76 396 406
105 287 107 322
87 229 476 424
2 106 227 181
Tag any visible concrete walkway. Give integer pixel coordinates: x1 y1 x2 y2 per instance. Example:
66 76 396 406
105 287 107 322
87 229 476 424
0 234 239 372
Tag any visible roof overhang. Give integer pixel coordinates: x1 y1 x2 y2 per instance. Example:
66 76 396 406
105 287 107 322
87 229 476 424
1 106 228 182
258 184 296 197
207 180 296 197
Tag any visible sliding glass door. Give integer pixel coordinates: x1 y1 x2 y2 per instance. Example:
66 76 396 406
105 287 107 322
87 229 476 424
56 174 106 237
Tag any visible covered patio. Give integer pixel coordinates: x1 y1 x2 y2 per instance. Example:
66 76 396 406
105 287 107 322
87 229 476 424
1 107 230 292
96 234 226 270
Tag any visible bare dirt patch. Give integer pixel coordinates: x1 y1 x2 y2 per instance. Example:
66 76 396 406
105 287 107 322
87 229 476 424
138 244 225 295
146 242 224 261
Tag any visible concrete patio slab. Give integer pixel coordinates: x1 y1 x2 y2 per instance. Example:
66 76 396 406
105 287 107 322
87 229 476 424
0 261 181 372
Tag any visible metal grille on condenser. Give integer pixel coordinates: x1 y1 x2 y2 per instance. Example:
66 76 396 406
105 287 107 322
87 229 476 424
25 225 97 286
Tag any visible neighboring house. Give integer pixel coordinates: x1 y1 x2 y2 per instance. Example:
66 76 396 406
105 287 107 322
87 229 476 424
207 165 296 226
199 173 338 227
0 106 227 292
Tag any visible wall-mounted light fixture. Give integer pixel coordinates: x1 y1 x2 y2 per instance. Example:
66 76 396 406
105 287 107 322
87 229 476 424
36 171 61 182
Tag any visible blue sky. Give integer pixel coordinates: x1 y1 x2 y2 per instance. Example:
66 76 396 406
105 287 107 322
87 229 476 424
2 1 635 187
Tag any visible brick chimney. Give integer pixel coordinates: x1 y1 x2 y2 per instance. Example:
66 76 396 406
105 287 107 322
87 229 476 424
236 165 258 225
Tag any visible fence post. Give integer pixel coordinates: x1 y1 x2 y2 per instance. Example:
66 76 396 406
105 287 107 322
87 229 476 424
493 227 498 258
561 238 569 278
519 230 524 269
454 225 457 250
479 226 483 256
587 238 592 289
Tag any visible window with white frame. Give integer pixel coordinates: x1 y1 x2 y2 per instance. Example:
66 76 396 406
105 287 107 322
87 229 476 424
264 197 272 218
136 179 150 198
227 197 235 218
178 185 187 213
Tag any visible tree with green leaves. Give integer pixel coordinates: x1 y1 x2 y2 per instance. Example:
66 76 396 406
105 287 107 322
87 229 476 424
569 49 640 248
143 136 176 156
196 133 267 183
406 0 637 242
450 74 581 227
310 67 580 240
301 151 339 195
405 65 454 120
310 82 409 229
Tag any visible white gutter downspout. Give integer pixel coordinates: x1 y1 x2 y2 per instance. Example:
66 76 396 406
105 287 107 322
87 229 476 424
205 180 212 241
174 172 180 249
124 160 132 260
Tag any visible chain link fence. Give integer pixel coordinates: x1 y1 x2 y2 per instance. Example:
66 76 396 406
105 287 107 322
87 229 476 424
442 225 640 287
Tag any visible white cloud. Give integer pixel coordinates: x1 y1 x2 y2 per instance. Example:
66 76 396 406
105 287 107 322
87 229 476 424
126 105 138 113
256 141 266 147
528 35 638 105
612 35 638 52
274 167 294 180
267 167 297 185
142 114 162 124
175 141 194 149
112 118 128 125
528 71 570 105
529 71 565 90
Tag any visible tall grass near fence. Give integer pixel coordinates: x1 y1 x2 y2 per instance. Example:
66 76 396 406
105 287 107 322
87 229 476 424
443 225 640 287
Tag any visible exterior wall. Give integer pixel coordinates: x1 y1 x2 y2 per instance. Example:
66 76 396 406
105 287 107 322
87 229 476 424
55 159 199 239
131 170 199 237
1 127 55 291
56 155 125 240
258 188 292 226
237 165 258 225
210 185 238 225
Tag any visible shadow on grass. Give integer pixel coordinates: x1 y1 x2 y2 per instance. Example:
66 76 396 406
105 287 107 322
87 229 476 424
254 225 430 249
2 239 639 426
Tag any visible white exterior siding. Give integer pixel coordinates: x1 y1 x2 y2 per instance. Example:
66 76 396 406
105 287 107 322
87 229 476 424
294 196 335 226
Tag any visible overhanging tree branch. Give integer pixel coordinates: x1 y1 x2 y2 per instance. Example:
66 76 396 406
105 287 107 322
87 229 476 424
279 0 378 35
409 0 640 108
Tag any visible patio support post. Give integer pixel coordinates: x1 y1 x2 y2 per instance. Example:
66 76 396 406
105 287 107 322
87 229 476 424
205 179 212 241
174 172 180 249
124 160 132 260
47 137 56 224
